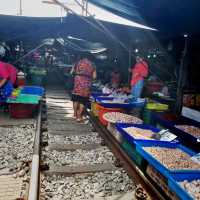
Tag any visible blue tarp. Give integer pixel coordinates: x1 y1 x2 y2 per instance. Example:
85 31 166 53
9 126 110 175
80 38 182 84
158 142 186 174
0 14 149 45
0 0 200 44
89 0 200 35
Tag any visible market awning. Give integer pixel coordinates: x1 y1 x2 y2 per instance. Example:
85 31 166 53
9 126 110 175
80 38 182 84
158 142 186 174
88 0 200 35
0 0 155 30
0 14 151 45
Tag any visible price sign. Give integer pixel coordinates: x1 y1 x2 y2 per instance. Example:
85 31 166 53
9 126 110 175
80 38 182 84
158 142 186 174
158 129 177 142
191 153 200 165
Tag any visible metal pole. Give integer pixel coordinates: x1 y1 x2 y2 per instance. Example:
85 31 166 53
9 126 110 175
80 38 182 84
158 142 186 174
85 0 88 16
81 0 84 16
128 48 132 84
19 0 22 15
176 35 188 114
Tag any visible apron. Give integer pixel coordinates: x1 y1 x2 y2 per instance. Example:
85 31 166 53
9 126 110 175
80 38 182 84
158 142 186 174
0 80 13 102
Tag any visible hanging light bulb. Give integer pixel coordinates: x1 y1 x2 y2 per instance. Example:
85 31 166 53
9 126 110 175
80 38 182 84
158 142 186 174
134 49 139 53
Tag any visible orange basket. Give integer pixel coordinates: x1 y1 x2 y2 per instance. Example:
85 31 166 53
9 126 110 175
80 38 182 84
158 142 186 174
95 103 102 117
98 105 124 126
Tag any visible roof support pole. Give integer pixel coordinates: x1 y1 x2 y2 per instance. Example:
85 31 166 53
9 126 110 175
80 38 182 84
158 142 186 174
85 0 88 16
81 0 85 16
19 0 22 15
175 36 189 114
128 48 132 83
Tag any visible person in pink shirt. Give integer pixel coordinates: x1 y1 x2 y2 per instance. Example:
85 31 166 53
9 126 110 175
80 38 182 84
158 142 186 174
5 63 17 85
0 62 17 86
0 61 9 88
0 59 17 101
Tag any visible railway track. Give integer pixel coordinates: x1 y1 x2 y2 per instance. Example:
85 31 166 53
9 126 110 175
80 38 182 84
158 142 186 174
40 87 168 199
0 86 168 200
39 88 136 200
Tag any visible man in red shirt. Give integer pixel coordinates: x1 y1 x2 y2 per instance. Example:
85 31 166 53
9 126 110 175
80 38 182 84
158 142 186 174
129 55 149 99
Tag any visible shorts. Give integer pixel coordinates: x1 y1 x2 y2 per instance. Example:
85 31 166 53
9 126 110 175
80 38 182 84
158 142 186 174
71 94 89 105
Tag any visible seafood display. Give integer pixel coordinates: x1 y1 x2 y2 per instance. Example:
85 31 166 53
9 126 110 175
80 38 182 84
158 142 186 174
123 127 156 140
103 112 142 124
144 147 200 170
179 179 200 200
175 125 200 138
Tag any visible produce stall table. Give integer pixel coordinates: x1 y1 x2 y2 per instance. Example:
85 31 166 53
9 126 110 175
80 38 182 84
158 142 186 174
151 94 176 111
88 101 200 200
6 86 44 118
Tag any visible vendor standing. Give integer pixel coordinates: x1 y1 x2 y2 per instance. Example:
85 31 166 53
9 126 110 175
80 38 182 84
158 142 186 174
71 53 97 122
111 69 121 89
129 55 149 99
0 52 17 102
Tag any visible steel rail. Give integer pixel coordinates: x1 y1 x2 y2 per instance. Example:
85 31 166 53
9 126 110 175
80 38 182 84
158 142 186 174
28 102 42 200
88 112 169 200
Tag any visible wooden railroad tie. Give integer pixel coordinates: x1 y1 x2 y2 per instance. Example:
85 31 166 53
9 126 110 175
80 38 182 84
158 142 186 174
49 143 102 151
44 163 117 175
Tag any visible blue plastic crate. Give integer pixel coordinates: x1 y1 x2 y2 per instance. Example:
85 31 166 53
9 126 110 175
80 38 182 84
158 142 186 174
116 123 163 144
91 92 109 98
168 172 200 200
21 86 45 96
135 141 199 179
95 97 114 101
90 93 109 101
152 113 200 145
97 100 145 109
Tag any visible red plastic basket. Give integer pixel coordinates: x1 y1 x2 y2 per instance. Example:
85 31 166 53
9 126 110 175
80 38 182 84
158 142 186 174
98 105 124 126
9 103 38 118
17 78 25 87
